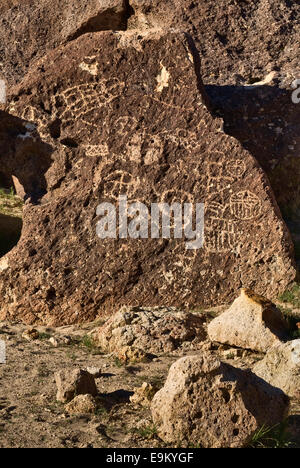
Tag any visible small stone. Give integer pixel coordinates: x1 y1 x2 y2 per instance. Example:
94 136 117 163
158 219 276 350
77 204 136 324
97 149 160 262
130 382 158 407
253 339 300 398
116 346 149 364
49 337 59 347
92 307 206 356
55 368 98 403
86 367 102 378
208 289 289 352
151 353 289 448
49 336 71 347
65 394 97 415
22 328 39 342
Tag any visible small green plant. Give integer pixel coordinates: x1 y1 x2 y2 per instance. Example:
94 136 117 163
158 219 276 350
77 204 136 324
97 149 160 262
38 332 51 341
0 187 23 216
66 350 78 361
137 374 165 390
279 283 300 309
95 406 108 417
249 422 294 448
80 335 102 355
114 357 124 368
136 424 158 440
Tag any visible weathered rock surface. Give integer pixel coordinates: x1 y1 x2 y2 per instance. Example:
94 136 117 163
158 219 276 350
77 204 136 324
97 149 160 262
65 394 97 415
22 328 39 342
92 307 206 355
130 382 158 407
0 0 129 85
0 109 53 202
128 0 300 86
151 354 290 448
208 289 289 353
207 75 300 260
55 368 97 403
1 1 300 253
129 0 300 246
0 31 295 324
253 339 300 398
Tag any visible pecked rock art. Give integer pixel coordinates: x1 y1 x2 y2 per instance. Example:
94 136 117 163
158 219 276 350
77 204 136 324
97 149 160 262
0 30 295 325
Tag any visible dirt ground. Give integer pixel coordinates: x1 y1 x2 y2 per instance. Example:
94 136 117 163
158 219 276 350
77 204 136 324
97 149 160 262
0 313 299 449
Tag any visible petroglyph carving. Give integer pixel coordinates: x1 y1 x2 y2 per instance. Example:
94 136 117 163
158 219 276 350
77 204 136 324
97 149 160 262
230 191 262 220
84 144 109 158
205 218 236 253
8 104 50 140
103 170 141 201
127 134 143 163
156 63 170 93
144 135 163 165
79 56 99 76
53 79 124 128
226 159 247 178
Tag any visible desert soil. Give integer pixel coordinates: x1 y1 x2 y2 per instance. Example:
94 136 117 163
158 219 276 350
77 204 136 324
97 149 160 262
0 311 299 449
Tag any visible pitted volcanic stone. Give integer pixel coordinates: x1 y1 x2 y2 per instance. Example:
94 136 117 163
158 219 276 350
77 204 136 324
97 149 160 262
151 354 290 448
92 307 207 355
0 31 295 324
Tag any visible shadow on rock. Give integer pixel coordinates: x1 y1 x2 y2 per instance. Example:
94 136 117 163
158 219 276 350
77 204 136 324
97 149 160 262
206 83 300 264
0 110 54 203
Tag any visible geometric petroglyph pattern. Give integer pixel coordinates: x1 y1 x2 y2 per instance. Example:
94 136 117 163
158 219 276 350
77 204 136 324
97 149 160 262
230 191 262 220
205 218 236 253
103 170 141 201
7 70 264 258
54 79 123 129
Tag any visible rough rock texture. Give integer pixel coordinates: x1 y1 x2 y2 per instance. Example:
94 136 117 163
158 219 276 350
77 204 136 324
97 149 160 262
22 328 39 342
130 382 158 407
208 289 289 353
129 0 300 251
0 31 295 324
253 339 300 398
0 0 129 85
92 307 207 355
65 394 97 415
55 369 97 403
0 110 54 203
129 0 300 86
1 1 300 252
2 0 299 88
0 0 25 14
207 75 300 261
151 354 290 448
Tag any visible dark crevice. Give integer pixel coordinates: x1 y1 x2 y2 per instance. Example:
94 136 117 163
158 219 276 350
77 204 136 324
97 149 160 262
49 118 61 139
67 1 135 42
60 138 78 149
0 212 22 257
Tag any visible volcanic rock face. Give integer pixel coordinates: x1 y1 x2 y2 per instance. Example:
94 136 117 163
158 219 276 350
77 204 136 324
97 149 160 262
129 0 300 86
0 0 129 85
207 77 300 256
151 354 290 448
1 2 299 229
208 289 289 353
0 31 295 324
129 1 300 234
